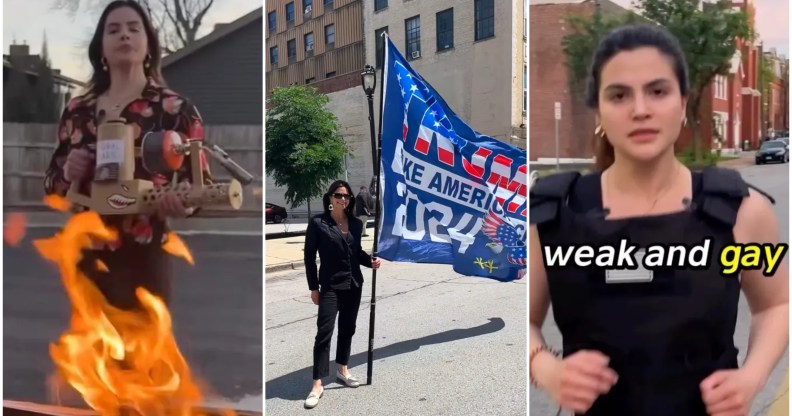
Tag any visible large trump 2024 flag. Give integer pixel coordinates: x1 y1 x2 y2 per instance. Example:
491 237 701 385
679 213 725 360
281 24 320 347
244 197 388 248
377 37 527 282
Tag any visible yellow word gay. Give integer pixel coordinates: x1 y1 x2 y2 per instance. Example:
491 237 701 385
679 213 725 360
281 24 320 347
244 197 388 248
719 243 788 277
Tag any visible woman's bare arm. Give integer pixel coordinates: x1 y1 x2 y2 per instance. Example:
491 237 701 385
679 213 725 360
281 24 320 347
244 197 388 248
734 188 789 387
530 225 561 387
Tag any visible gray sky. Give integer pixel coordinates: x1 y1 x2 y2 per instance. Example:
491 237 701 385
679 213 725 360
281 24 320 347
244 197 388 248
611 0 789 56
3 0 262 80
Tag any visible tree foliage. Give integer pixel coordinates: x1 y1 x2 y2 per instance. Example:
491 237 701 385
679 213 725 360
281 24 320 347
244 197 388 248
51 0 215 54
759 54 776 134
561 0 752 162
265 85 349 213
561 9 640 93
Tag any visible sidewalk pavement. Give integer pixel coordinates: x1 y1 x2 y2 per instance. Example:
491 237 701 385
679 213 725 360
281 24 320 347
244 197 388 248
716 150 756 168
265 229 375 274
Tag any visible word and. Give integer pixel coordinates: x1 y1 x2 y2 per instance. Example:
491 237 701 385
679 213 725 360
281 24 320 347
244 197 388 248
543 239 788 277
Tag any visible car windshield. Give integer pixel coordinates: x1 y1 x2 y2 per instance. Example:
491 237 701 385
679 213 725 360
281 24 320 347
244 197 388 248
761 141 785 149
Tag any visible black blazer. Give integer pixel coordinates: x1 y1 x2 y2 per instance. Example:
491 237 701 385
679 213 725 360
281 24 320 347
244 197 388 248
304 212 373 291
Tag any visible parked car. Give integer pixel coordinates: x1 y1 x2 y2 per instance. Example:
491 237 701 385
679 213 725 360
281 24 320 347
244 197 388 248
266 203 288 223
755 139 789 164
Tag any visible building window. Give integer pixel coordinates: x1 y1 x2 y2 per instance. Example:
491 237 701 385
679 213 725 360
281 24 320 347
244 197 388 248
405 16 421 60
436 8 454 51
475 0 495 41
375 26 388 68
326 71 336 78
304 32 315 56
268 11 277 32
306 77 315 84
287 39 296 62
325 0 333 4
286 2 295 22
325 24 335 45
303 0 313 13
375 0 387 12
270 46 279 67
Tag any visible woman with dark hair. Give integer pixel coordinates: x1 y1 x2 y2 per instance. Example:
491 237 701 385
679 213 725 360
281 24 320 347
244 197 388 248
529 24 788 415
43 0 211 309
303 179 381 409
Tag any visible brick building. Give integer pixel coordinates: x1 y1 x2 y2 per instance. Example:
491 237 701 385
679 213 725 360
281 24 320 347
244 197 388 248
365 0 526 150
529 0 767 161
264 0 367 211
265 0 526 214
529 0 627 162
763 48 788 136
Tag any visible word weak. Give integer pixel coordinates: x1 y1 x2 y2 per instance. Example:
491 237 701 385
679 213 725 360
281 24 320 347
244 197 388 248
542 239 788 277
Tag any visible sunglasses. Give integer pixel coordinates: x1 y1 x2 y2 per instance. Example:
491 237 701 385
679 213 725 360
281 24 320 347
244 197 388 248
332 193 353 200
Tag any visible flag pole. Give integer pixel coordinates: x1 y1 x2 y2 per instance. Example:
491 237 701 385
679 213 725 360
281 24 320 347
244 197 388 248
366 33 388 386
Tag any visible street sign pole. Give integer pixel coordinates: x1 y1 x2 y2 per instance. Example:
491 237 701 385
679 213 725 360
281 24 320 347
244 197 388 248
554 102 561 170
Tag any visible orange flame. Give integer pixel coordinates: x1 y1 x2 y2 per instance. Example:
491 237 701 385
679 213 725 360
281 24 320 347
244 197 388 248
4 212 27 246
34 209 234 415
163 232 194 265
44 194 72 212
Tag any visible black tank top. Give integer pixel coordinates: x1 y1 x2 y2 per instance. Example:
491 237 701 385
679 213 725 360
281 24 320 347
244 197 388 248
531 167 751 416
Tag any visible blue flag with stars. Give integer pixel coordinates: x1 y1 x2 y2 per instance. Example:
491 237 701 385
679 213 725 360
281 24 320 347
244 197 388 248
376 36 527 282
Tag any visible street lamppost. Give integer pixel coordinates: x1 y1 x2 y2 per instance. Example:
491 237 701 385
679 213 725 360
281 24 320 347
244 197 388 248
360 64 380 386
362 65 378 170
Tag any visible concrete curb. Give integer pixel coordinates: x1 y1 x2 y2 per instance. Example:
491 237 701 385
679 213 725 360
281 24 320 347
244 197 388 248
265 261 307 274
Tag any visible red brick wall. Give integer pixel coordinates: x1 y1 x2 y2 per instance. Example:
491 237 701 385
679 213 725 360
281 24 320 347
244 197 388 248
529 2 598 161
729 67 743 148
770 81 782 131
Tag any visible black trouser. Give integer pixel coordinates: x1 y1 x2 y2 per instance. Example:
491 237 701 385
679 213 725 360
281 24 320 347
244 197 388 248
78 242 173 310
313 285 363 380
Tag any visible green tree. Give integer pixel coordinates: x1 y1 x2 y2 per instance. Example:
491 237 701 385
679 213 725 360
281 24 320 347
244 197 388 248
562 8 640 93
759 53 776 135
265 85 349 216
562 0 752 162
636 0 752 161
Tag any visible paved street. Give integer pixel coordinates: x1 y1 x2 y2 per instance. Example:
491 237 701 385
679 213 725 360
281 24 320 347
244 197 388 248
3 229 263 413
530 162 790 415
265 263 527 415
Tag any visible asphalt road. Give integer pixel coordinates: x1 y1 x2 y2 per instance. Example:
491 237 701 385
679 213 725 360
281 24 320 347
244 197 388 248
3 230 263 412
265 262 527 415
530 162 790 415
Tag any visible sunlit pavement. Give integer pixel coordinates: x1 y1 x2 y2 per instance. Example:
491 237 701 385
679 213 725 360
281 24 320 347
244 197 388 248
265 262 527 415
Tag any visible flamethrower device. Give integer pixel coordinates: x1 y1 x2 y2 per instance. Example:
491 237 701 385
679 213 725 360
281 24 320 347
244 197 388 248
67 119 254 216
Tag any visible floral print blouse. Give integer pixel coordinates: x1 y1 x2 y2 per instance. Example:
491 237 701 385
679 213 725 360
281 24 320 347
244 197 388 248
44 78 212 248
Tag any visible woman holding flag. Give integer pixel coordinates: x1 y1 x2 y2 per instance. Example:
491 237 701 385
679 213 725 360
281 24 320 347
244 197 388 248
303 180 381 409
